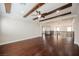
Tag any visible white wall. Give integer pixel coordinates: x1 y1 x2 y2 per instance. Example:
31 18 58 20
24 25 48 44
41 16 74 32
0 3 44 45
0 4 1 35
0 19 1 37
50 19 73 31
74 16 79 45
0 14 41 45
72 3 79 46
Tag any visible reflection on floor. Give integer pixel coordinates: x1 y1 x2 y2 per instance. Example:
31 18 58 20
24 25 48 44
41 31 79 56
0 36 79 56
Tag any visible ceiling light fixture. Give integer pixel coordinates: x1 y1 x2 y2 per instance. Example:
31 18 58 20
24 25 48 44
37 14 41 18
56 10 60 13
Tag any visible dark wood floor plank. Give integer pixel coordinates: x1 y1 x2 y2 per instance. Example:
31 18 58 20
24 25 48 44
0 36 79 56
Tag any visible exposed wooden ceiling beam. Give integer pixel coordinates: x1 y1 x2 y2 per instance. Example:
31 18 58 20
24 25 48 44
33 3 72 20
42 3 72 16
23 3 45 17
40 12 71 22
4 3 11 13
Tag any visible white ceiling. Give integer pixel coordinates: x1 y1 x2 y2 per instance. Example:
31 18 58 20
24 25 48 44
0 3 70 19
32 3 67 15
0 3 37 16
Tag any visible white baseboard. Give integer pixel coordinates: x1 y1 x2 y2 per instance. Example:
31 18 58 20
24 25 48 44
0 35 41 45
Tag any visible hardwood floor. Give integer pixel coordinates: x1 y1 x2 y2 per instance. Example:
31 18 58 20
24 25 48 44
0 36 79 56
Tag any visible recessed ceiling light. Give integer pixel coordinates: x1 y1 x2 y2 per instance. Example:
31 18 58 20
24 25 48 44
56 10 60 13
37 14 41 18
